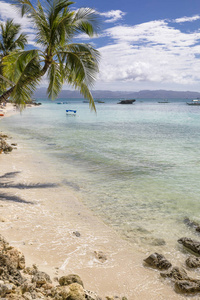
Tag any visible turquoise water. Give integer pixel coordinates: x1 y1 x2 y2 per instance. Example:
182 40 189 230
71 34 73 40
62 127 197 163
2 98 200 251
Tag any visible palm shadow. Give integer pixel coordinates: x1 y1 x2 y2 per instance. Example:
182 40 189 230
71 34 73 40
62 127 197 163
0 171 59 204
0 193 34 204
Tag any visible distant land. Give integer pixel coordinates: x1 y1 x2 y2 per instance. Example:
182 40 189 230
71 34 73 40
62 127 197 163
34 88 200 99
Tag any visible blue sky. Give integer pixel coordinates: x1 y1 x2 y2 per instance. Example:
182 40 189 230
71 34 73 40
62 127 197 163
1 0 200 92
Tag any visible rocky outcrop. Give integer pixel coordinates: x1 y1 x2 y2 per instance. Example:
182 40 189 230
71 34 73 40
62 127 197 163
0 234 128 299
59 274 83 287
183 218 200 232
161 266 200 294
94 251 107 263
0 134 13 153
178 237 200 255
117 99 136 104
185 256 200 268
160 267 189 281
175 280 200 294
143 253 172 270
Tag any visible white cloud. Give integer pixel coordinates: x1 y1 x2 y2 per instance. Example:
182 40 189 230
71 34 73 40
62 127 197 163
0 1 36 46
99 10 126 23
174 15 200 23
96 20 200 90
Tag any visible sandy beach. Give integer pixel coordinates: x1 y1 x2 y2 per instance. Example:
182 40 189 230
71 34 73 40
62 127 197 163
0 107 194 299
0 103 18 118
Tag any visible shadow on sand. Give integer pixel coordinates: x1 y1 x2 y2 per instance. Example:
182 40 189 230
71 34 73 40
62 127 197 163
0 171 59 204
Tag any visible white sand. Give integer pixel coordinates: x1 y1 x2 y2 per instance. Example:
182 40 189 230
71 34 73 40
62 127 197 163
0 102 17 118
0 111 192 299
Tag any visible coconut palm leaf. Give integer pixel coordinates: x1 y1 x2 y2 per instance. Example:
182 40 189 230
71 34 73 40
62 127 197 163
0 0 100 109
3 50 41 106
47 62 63 99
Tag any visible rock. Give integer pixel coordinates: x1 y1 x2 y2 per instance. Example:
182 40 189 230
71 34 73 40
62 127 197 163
84 289 102 300
0 283 14 297
117 99 136 104
178 237 200 255
68 283 85 300
59 274 84 287
21 282 35 294
22 292 32 300
52 285 70 299
183 218 200 228
183 218 200 233
73 231 81 237
32 271 52 287
6 247 25 269
24 264 38 275
160 267 189 281
0 134 8 138
0 217 9 222
144 253 172 270
0 253 25 286
185 256 200 268
53 283 85 300
94 251 107 263
0 138 13 153
11 143 17 146
175 280 200 293
0 235 8 251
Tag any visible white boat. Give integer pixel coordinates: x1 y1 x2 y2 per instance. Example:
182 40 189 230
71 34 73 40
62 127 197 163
187 99 200 105
66 109 76 115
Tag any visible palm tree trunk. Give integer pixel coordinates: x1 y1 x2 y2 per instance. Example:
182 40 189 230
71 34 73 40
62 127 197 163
0 86 15 103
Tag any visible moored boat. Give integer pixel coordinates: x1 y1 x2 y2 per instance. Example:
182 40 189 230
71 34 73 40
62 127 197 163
66 109 76 115
117 99 136 104
187 99 200 105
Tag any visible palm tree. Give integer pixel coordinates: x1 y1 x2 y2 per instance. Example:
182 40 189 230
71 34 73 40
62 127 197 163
0 19 27 95
0 19 27 57
0 0 100 110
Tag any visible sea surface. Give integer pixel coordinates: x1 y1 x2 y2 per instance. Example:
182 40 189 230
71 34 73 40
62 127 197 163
2 98 200 253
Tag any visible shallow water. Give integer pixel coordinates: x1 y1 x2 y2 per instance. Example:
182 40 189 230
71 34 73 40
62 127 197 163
2 98 200 253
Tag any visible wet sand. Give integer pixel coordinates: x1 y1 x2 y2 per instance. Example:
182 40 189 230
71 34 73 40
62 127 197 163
0 117 191 299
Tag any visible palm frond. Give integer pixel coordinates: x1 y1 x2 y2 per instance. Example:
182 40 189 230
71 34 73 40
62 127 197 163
3 50 41 106
11 0 36 17
73 8 100 37
60 43 100 86
47 62 63 99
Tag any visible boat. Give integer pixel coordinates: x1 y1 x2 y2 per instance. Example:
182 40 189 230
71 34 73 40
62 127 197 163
0 113 4 117
66 109 76 115
57 102 68 104
187 99 200 105
117 99 136 104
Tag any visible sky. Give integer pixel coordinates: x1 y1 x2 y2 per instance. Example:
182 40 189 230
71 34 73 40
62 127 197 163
1 0 200 92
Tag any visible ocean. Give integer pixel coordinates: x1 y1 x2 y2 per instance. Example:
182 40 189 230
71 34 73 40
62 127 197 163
2 98 200 253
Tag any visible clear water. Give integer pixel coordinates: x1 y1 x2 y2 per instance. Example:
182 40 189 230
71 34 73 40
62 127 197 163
2 98 200 251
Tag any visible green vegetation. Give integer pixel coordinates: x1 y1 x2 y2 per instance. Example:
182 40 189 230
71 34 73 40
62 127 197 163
0 0 100 110
0 19 27 95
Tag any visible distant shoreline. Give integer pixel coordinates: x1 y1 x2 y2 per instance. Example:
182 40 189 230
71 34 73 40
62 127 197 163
34 88 200 99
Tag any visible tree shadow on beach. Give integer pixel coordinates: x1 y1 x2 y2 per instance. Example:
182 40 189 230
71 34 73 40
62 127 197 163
0 192 34 204
0 171 59 204
0 171 21 179
0 182 58 189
